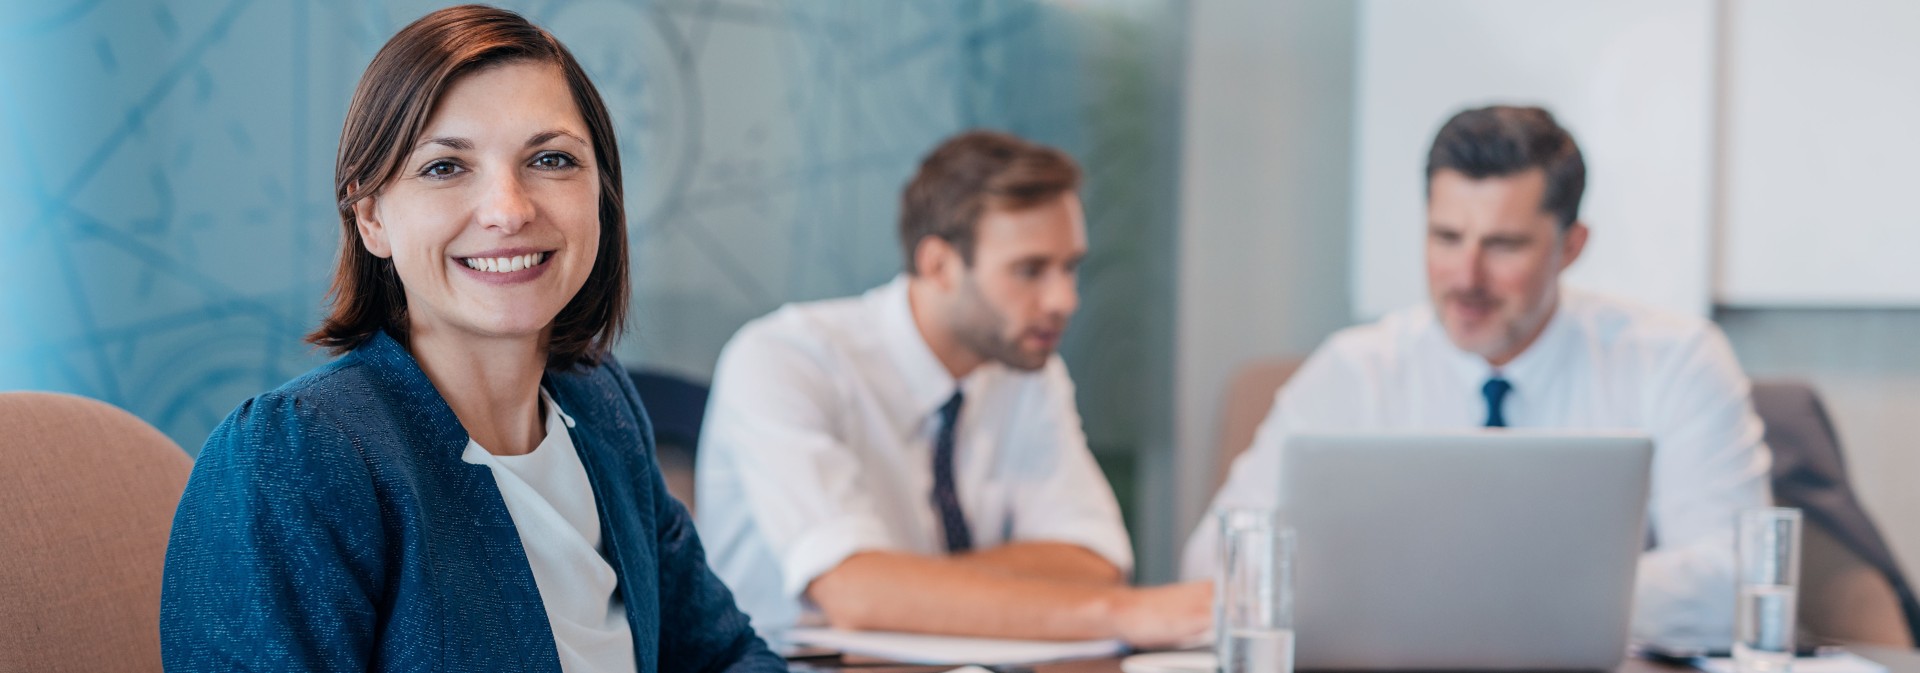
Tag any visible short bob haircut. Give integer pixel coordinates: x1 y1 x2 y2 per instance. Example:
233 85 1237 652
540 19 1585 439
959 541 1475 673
308 4 627 370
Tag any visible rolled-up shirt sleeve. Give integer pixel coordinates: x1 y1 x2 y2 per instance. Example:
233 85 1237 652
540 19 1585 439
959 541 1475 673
702 324 897 600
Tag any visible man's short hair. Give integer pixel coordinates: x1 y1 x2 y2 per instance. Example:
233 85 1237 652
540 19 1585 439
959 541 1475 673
899 130 1081 274
1426 105 1586 230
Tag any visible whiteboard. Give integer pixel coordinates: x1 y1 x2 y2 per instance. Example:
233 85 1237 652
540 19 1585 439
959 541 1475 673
1352 0 1717 319
1718 0 1920 307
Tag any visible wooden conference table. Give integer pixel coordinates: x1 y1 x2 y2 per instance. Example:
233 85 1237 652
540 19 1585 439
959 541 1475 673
799 643 1920 673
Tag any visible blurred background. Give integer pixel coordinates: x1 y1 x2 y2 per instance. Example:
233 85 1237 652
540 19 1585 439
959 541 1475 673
1 0 1915 586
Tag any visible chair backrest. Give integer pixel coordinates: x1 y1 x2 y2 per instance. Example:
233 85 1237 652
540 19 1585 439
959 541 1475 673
627 369 711 513
1214 357 1306 491
1751 380 1919 647
0 392 192 673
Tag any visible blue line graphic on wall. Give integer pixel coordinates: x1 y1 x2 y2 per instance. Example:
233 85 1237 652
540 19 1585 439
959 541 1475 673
0 0 1182 457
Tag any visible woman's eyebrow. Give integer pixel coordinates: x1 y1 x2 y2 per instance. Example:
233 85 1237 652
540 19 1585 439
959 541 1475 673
410 130 583 152
526 129 587 148
416 136 472 151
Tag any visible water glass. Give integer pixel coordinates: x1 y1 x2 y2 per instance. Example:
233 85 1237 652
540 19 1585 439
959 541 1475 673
1215 508 1295 673
1734 507 1802 673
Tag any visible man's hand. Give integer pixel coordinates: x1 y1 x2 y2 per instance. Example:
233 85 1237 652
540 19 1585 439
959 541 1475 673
1108 581 1214 649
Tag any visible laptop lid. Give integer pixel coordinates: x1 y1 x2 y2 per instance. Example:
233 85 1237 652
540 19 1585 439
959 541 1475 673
1280 432 1652 671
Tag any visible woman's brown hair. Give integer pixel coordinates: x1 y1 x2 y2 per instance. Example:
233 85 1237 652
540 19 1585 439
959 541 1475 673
308 4 627 370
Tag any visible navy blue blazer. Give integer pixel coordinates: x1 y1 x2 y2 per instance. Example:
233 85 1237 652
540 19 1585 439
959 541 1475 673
161 331 782 672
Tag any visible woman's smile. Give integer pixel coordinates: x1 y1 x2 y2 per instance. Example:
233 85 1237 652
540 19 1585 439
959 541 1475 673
453 247 557 285
354 59 603 340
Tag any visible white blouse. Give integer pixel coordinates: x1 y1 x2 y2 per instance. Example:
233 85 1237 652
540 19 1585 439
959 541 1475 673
462 388 637 673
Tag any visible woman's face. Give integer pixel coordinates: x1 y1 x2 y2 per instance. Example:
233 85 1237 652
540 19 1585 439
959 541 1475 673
354 60 600 346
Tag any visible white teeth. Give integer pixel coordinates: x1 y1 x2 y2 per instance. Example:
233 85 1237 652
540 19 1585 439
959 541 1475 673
462 253 545 273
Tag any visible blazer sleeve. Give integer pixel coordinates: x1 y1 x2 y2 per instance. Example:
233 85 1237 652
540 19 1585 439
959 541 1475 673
160 392 387 671
605 362 785 673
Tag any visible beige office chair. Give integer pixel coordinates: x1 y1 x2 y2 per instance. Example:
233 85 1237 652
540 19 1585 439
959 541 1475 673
0 392 193 673
1213 357 1306 491
1798 523 1912 646
1752 381 1917 647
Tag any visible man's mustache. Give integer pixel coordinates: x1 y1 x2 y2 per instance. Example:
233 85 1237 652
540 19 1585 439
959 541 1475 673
1446 290 1499 306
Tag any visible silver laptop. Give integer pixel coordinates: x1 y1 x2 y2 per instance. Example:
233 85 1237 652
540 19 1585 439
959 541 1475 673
1280 432 1652 671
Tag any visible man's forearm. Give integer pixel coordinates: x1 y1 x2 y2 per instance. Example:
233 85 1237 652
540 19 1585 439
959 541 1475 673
807 550 1123 638
807 551 1129 640
949 542 1125 585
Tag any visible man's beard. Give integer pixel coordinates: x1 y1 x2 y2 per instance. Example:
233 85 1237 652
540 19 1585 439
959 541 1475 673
1441 286 1555 363
950 279 1055 372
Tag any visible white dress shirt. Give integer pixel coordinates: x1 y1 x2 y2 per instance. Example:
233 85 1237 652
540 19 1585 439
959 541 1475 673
696 275 1134 635
463 389 637 673
1185 288 1772 647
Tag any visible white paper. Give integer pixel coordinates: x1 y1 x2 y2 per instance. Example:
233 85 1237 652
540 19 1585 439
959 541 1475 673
783 628 1125 665
1698 652 1888 673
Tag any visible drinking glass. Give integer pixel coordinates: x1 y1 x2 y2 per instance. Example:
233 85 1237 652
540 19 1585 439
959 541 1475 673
1215 508 1296 673
1734 507 1802 673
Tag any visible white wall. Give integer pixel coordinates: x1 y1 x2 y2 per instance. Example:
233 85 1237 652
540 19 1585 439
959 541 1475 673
1351 0 1718 320
1170 0 1357 581
1718 0 1920 306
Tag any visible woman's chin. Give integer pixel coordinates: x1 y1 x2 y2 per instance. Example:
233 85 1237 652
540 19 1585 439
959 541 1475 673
482 318 560 341
430 311 564 344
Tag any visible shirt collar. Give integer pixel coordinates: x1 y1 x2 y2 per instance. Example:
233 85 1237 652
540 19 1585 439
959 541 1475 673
872 274 965 420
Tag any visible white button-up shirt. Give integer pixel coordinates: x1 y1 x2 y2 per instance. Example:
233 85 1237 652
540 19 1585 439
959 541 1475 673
696 275 1134 635
1185 288 1772 647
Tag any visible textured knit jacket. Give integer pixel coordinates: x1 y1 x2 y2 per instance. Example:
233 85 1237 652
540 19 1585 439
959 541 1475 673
161 330 782 672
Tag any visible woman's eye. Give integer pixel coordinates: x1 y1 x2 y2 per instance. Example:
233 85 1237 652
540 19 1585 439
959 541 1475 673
533 152 576 170
421 160 461 179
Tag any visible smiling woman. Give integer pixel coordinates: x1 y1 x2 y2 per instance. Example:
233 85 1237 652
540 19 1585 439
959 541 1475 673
157 5 784 673
313 7 626 373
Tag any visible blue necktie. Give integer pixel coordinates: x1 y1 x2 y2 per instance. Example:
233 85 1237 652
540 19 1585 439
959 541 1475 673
930 390 972 553
1482 377 1512 428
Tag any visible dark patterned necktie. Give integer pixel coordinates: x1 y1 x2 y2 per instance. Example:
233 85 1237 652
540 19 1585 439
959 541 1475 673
1483 377 1512 428
930 390 972 553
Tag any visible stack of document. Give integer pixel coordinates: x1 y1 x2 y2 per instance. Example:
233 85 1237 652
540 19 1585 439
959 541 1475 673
783 628 1126 665
1697 652 1888 673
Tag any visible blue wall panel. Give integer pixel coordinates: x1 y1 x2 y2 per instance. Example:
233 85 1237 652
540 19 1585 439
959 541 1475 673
0 1 1184 462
